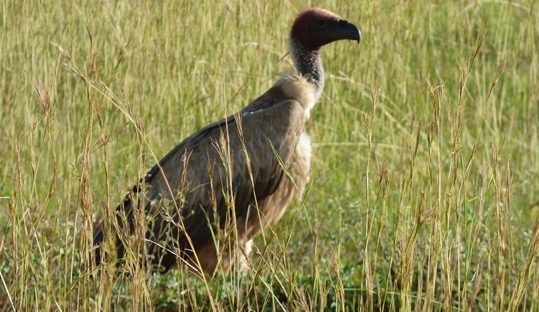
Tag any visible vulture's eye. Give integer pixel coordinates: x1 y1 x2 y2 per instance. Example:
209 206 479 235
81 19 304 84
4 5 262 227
318 20 326 26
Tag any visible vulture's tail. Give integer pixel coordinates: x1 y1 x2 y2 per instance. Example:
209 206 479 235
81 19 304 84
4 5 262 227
92 219 130 269
92 222 104 267
91 182 144 269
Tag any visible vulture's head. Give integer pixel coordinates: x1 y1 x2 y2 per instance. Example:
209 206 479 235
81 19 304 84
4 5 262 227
290 7 361 51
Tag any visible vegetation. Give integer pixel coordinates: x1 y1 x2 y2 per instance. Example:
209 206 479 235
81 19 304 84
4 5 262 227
1 0 538 310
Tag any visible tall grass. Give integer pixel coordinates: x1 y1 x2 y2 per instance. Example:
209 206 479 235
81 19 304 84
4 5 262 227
1 0 538 310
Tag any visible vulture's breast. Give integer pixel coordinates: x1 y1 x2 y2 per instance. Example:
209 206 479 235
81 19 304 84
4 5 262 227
277 74 317 196
248 74 316 228
291 132 312 195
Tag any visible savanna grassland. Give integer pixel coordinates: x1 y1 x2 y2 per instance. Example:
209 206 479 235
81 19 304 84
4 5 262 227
1 1 538 311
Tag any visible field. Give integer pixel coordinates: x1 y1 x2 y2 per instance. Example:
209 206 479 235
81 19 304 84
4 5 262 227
1 0 538 311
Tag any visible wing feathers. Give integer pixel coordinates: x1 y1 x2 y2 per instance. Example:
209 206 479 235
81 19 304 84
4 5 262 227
95 99 306 271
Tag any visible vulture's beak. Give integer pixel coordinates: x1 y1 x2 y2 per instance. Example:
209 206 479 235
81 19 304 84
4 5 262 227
337 20 361 43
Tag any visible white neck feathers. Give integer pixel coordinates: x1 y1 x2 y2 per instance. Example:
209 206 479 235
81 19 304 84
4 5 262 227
275 75 318 119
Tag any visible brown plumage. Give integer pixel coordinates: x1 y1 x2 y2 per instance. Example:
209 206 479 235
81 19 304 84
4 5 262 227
93 7 361 274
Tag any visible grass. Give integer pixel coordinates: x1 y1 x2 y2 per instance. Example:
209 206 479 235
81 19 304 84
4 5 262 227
1 0 538 310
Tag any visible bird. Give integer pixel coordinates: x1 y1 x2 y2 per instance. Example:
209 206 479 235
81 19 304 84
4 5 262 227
93 7 361 275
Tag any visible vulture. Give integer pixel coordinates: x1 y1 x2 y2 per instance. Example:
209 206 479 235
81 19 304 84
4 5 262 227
93 7 361 275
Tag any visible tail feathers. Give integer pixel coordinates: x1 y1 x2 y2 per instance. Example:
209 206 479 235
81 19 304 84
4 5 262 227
92 220 129 268
92 182 143 269
92 180 163 271
92 222 104 267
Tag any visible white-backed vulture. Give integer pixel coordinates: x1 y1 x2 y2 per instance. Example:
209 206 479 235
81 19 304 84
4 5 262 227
93 7 361 275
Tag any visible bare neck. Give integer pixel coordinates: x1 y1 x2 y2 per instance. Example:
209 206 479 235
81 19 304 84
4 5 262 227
289 39 324 94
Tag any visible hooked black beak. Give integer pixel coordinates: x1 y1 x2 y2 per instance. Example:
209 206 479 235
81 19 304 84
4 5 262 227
337 19 361 43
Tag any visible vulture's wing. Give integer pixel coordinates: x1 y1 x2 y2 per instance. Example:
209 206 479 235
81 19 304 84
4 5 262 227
94 99 305 270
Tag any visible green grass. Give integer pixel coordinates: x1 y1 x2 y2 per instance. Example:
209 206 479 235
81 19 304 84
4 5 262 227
1 0 538 310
